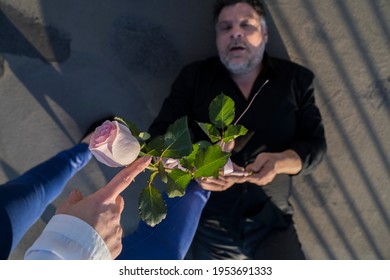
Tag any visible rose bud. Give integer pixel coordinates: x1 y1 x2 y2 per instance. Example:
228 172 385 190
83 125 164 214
89 120 140 167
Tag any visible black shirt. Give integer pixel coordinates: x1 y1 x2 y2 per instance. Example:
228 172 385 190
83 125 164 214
149 53 326 229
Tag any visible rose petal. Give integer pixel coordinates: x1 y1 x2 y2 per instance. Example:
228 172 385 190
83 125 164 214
110 123 140 166
89 121 140 167
90 146 122 167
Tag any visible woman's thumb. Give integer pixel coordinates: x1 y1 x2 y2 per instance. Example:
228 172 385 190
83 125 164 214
67 189 84 204
56 189 84 214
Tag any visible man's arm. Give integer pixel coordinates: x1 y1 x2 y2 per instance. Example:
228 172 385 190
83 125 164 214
244 149 302 186
288 70 327 175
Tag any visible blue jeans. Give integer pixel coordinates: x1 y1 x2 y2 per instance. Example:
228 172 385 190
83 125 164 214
117 181 210 260
0 142 209 260
0 143 91 259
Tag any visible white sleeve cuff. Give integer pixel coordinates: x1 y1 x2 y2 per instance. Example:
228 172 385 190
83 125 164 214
24 214 111 260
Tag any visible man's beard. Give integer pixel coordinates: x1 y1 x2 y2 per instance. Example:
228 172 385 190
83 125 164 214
220 40 266 75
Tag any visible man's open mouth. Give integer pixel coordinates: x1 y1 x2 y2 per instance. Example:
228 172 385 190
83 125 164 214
230 46 246 51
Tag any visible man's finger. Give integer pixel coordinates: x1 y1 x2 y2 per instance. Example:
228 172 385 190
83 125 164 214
222 175 247 184
98 156 152 200
197 177 226 186
246 153 269 173
201 184 227 192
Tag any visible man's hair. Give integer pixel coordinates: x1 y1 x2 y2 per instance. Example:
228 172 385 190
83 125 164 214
213 0 266 22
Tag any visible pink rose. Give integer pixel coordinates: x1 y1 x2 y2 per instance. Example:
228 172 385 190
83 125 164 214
89 120 140 167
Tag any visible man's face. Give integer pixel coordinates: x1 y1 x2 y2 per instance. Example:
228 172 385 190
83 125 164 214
216 3 268 75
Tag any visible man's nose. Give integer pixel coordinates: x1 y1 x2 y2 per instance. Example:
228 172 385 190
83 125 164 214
230 26 243 39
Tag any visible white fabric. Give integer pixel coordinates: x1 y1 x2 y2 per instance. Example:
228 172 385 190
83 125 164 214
24 214 111 260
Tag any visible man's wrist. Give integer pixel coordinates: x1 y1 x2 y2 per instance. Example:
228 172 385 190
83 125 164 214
277 149 303 175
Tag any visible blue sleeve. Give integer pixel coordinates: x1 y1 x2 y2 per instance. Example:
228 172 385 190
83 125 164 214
117 181 209 260
0 143 91 259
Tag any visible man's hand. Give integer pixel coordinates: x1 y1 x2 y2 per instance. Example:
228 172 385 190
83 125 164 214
56 156 151 259
245 150 302 186
196 162 248 191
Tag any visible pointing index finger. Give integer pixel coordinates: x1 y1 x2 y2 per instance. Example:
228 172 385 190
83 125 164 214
98 156 152 201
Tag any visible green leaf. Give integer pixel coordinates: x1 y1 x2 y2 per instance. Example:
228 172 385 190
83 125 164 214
197 122 221 143
144 117 192 158
196 140 213 150
138 132 151 141
223 124 248 142
209 94 235 129
179 144 199 170
180 141 213 170
163 116 193 158
144 135 166 156
139 186 167 227
115 117 140 136
158 161 168 183
194 145 230 178
115 117 150 141
166 169 192 198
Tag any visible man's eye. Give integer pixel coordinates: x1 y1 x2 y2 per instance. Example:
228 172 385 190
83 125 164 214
220 25 231 31
242 23 253 29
